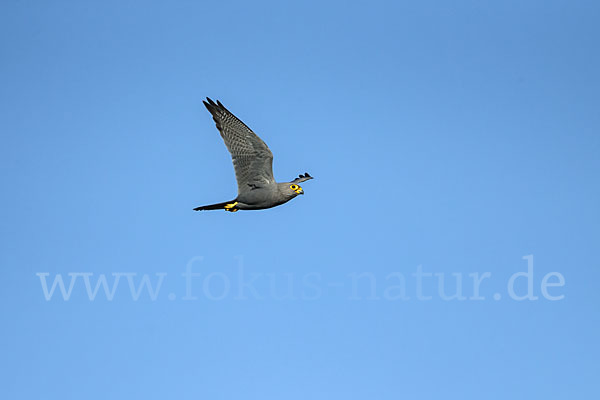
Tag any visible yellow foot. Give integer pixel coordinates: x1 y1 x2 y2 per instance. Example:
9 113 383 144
224 202 238 212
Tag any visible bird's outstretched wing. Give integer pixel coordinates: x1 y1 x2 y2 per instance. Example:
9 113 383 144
203 98 275 194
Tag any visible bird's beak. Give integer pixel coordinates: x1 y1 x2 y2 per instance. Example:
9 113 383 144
296 188 304 195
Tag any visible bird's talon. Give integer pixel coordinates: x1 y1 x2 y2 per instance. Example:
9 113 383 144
224 202 238 212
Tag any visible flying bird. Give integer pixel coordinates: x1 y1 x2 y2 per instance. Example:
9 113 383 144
194 98 313 212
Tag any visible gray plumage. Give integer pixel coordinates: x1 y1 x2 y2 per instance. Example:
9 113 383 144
194 98 313 212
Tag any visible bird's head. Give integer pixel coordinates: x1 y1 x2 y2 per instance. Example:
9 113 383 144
289 183 304 195
277 173 312 200
278 182 304 198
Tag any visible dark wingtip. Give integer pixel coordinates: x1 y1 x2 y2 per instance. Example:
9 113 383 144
203 99 215 113
204 98 227 114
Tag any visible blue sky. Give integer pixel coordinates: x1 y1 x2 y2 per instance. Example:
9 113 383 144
1 1 599 399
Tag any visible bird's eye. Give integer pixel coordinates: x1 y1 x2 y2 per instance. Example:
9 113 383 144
290 184 299 191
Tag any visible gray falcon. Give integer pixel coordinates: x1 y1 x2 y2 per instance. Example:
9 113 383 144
194 98 313 212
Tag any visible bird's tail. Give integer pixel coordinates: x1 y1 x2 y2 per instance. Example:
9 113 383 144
193 200 237 211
